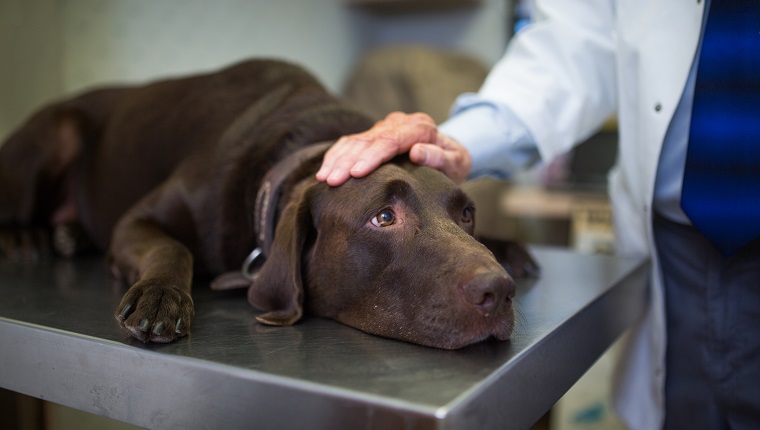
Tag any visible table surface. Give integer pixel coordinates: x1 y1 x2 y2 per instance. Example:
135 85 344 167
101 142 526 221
0 247 648 430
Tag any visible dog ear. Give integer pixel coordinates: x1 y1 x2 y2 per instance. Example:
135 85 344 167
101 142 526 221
247 185 314 326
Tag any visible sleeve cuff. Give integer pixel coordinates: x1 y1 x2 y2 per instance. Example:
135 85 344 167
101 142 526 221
439 96 540 180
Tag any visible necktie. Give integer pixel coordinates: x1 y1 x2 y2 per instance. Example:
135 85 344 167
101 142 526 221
681 0 760 256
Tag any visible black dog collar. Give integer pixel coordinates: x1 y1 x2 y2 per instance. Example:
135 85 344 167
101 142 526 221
242 141 333 279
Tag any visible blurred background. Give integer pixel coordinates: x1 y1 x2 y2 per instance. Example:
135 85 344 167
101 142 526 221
0 0 510 139
0 1 623 429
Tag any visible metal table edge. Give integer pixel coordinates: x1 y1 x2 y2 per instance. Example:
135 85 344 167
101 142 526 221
0 317 445 428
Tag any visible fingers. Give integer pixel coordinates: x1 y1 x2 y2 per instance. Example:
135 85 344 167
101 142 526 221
314 139 354 186
317 134 397 186
316 112 439 186
409 137 472 184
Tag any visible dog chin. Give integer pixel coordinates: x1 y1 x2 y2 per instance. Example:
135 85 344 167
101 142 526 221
408 317 515 350
459 322 514 349
444 309 516 349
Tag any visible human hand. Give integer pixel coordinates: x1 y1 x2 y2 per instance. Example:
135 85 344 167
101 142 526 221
316 112 471 186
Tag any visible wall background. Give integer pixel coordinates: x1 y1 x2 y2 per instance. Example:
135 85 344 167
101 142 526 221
0 0 511 141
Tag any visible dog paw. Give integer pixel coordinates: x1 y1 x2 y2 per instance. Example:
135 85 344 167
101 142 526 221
53 223 94 257
0 227 51 262
114 279 195 343
478 236 541 279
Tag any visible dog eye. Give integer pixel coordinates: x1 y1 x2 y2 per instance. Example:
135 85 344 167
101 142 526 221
461 207 474 223
371 209 396 227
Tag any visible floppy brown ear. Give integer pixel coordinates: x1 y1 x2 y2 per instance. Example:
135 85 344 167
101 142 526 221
247 185 314 326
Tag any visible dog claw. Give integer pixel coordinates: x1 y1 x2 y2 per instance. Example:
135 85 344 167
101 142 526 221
139 319 150 332
118 303 133 320
175 318 184 333
152 321 165 335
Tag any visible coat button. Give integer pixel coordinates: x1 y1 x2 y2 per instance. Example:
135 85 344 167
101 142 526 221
654 103 662 112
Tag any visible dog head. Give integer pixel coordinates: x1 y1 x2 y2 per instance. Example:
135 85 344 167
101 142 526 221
248 162 515 349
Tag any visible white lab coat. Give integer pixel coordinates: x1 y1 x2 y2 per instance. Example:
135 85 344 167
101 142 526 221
478 1 706 428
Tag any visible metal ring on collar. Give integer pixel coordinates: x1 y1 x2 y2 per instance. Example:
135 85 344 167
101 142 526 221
241 247 264 281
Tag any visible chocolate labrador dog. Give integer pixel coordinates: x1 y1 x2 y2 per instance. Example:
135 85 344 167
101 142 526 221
0 60 537 349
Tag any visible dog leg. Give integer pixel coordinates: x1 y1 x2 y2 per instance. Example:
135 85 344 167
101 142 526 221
0 104 93 262
0 107 87 222
110 185 196 343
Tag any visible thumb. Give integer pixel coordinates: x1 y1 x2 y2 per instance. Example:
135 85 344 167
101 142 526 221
410 143 440 168
410 143 471 184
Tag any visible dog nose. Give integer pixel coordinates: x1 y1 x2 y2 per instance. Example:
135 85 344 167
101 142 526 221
460 271 516 317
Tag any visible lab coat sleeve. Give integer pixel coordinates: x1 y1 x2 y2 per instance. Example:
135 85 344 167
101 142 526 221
455 0 618 166
439 99 540 179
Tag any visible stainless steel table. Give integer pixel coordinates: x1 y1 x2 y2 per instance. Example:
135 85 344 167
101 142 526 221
0 247 648 429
